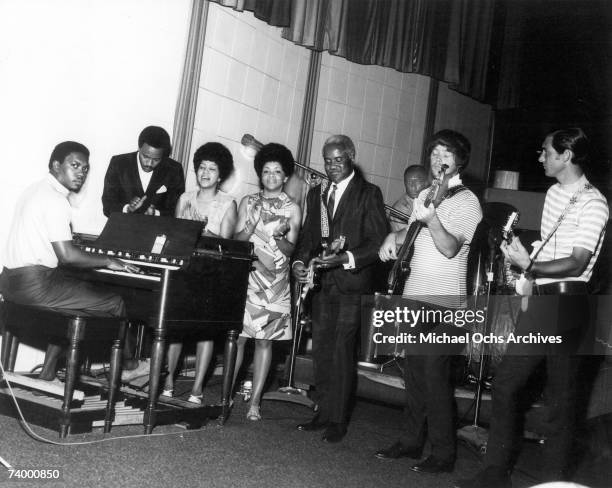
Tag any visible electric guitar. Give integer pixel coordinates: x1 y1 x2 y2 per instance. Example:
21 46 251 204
500 211 533 296
300 235 346 300
386 167 447 294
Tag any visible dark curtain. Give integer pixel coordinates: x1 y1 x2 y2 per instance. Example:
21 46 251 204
211 0 495 102
210 0 291 26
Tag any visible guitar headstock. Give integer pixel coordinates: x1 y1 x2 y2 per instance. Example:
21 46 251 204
424 164 448 207
502 211 520 242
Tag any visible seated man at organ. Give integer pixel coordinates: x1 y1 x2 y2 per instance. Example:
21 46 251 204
0 141 142 380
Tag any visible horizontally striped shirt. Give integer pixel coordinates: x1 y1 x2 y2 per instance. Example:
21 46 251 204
402 176 482 308
535 175 608 285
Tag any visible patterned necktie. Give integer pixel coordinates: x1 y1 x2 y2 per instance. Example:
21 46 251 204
327 183 337 220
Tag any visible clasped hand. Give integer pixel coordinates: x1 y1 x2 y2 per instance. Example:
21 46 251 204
272 217 290 238
127 196 156 215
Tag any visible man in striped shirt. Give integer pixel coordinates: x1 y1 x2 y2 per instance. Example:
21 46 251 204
377 130 482 474
458 128 609 488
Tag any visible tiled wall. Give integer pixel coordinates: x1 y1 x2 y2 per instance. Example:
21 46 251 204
434 82 494 194
189 3 310 199
310 53 431 205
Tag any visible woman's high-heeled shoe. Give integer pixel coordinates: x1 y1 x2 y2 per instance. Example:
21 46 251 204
160 388 173 398
246 404 261 421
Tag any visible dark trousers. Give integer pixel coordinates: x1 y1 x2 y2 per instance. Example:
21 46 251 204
485 294 588 480
0 266 125 318
399 353 457 462
486 353 580 480
311 283 361 425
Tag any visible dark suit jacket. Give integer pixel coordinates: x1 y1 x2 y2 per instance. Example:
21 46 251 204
294 172 389 295
102 151 185 217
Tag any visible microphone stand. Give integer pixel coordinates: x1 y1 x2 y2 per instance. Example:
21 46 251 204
262 283 316 409
456 232 498 453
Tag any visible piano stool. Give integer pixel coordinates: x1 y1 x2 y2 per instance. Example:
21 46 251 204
0 301 127 437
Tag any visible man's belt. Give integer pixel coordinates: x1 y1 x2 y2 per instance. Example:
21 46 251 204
535 281 588 295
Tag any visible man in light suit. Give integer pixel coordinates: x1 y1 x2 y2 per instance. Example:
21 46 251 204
293 134 388 443
102 126 185 217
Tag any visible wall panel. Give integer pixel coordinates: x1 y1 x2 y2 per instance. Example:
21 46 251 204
310 53 431 205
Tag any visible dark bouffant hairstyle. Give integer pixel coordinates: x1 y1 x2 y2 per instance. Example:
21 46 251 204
138 126 172 157
254 143 295 179
192 142 234 183
549 127 589 168
48 141 89 169
426 129 471 171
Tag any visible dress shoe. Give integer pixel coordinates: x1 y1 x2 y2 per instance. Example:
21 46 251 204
321 423 347 443
409 455 454 474
375 442 422 460
297 415 328 432
454 466 511 488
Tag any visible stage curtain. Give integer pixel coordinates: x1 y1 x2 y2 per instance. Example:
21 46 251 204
212 0 496 102
210 0 291 26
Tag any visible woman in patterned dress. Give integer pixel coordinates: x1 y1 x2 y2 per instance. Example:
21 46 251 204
163 142 237 404
234 143 302 420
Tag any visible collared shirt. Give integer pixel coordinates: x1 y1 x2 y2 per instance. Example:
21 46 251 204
4 173 73 269
122 153 159 215
535 174 608 285
403 174 482 307
136 152 153 191
327 171 356 269
327 170 355 217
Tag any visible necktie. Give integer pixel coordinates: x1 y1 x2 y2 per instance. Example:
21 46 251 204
327 183 337 220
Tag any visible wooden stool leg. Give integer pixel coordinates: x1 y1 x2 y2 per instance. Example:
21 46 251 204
60 317 85 438
7 335 19 372
2 329 14 371
104 320 127 433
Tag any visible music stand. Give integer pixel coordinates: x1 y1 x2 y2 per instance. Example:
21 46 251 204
262 286 315 409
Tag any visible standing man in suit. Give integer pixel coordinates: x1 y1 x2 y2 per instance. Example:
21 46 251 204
293 134 388 443
102 126 185 217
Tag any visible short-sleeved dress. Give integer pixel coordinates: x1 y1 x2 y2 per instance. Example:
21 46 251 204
242 191 295 341
175 190 235 235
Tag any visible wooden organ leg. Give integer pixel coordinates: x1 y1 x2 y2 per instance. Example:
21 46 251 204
104 320 127 433
144 268 170 435
60 317 85 438
220 329 238 424
144 325 165 435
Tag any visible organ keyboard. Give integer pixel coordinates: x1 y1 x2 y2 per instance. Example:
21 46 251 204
70 213 255 433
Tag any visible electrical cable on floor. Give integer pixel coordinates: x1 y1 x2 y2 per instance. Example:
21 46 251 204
0 360 223 451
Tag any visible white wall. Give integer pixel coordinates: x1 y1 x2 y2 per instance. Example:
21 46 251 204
0 0 191 369
0 0 191 263
311 53 431 205
189 3 310 200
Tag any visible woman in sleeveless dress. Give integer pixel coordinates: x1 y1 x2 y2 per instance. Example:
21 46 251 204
163 142 237 404
234 143 302 420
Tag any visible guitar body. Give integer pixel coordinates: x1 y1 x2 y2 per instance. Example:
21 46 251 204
515 273 534 296
301 235 346 300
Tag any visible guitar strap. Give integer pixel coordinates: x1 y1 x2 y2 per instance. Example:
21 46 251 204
319 180 331 240
530 183 591 263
